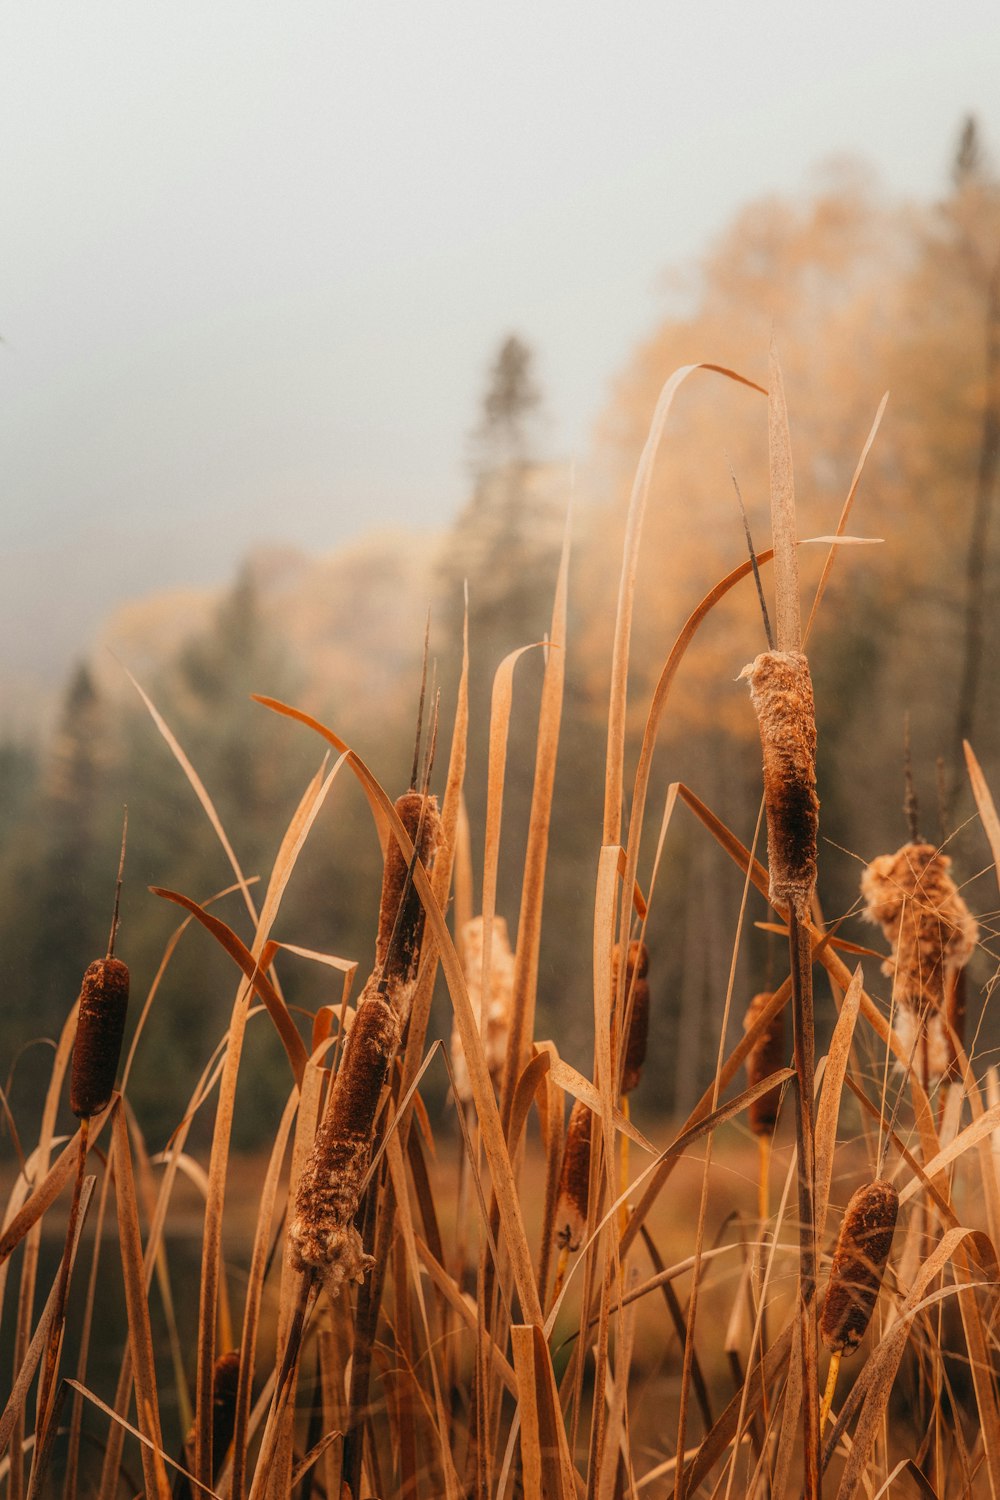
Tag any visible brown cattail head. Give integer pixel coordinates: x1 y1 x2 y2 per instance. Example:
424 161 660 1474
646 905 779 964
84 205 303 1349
741 651 819 916
288 985 400 1296
743 992 786 1135
375 790 443 1017
450 915 515 1104
862 842 977 1014
69 957 130 1119
820 1179 898 1357
554 1100 592 1253
613 940 650 1096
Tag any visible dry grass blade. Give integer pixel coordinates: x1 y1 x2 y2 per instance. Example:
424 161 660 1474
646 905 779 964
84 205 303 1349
64 1382 224 1499
815 965 863 1231
604 361 766 846
539 1047 655 1152
965 740 1000 893
150 889 308 1083
767 337 800 652
502 510 570 1124
803 391 889 646
126 669 260 928
0 1134 81 1266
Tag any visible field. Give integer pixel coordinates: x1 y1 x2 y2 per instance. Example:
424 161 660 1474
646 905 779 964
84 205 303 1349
2 349 1000 1500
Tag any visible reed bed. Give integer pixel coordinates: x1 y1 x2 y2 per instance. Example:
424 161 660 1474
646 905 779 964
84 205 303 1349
4 354 1000 1500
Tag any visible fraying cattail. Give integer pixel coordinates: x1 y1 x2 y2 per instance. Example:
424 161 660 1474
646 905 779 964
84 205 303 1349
288 984 400 1296
69 957 130 1119
554 1100 592 1252
613 940 650 1096
741 651 819 916
375 790 442 1019
862 842 977 1011
743 992 786 1136
820 1180 898 1357
450 914 514 1104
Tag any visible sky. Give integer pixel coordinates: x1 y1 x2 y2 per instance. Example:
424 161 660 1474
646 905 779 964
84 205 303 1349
2 2 1000 724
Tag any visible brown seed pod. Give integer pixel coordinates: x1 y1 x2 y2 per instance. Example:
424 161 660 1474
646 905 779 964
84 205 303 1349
862 842 977 1016
554 1100 592 1252
741 651 819 916
69 957 130 1119
375 791 443 1019
820 1180 898 1357
613 940 650 1096
288 986 400 1295
181 1349 240 1487
743 992 786 1135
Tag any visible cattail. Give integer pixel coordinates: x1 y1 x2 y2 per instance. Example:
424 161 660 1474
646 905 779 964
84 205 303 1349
554 1100 592 1253
821 1180 898 1357
288 983 400 1296
862 842 978 1081
741 651 819 916
743 992 786 1136
69 957 130 1119
450 914 515 1104
614 940 650 1097
376 790 442 1021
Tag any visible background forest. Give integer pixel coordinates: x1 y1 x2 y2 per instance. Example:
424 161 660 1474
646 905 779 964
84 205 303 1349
3 120 999 1145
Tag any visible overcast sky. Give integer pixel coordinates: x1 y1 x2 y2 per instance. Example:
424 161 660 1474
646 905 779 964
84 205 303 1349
2 2 999 721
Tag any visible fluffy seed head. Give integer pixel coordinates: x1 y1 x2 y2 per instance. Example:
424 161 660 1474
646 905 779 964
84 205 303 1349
69 957 130 1119
554 1100 592 1253
742 651 819 915
613 940 650 1096
743 992 786 1135
821 1179 898 1357
376 791 442 1018
288 988 400 1296
450 914 515 1104
862 842 978 1021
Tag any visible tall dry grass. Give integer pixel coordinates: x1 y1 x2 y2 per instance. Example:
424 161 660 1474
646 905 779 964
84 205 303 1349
2 352 1000 1500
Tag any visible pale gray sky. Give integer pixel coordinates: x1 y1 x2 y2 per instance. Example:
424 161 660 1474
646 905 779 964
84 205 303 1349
2 2 999 722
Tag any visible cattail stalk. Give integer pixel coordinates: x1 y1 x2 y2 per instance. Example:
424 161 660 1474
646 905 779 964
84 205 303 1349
819 1180 898 1431
743 644 821 1498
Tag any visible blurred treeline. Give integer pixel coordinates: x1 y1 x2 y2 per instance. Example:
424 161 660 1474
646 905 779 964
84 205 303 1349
2 119 999 1145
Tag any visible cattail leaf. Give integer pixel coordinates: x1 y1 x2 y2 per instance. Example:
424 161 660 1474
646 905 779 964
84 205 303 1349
509 1324 578 1500
898 1098 1000 1205
63 1381 224 1500
415 1236 517 1395
152 890 309 1085
965 740 1000 896
803 391 889 646
815 965 863 1233
0 1135 81 1268
128 670 260 930
539 1048 655 1153
503 512 570 1114
604 361 766 847
481 643 544 1085
618 550 774 1010
767 337 801 653
383 1128 462 1499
